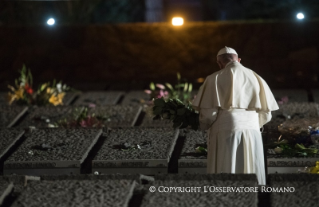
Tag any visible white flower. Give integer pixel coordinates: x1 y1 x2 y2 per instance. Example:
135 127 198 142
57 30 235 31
274 147 283 154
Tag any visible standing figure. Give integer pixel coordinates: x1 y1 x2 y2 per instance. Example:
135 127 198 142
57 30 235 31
192 46 279 185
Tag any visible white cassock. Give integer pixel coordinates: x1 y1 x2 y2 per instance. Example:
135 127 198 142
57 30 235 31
192 61 279 185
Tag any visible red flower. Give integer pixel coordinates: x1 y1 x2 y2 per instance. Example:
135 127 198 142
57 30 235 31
25 84 33 94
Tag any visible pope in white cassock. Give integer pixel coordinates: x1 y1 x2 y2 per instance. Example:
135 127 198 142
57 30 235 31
192 46 279 185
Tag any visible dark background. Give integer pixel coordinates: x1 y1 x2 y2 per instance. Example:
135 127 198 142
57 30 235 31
0 0 319 90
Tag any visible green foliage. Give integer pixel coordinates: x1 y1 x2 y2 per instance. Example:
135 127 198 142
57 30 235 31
8 65 73 106
269 141 318 157
195 146 207 155
152 97 199 130
147 73 194 104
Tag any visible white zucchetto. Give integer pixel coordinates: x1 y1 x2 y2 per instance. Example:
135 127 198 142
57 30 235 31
217 46 238 56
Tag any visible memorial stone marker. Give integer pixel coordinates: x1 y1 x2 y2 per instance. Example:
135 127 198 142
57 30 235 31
269 174 319 207
16 106 83 128
121 90 150 106
93 128 179 174
4 128 102 175
74 91 124 106
0 180 13 206
178 130 207 174
62 92 81 105
11 179 136 207
0 106 28 128
0 129 25 167
267 154 319 174
88 105 142 128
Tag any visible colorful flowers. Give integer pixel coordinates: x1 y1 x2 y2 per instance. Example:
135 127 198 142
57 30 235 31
145 73 194 104
49 92 65 106
7 65 71 106
278 96 289 105
52 107 106 128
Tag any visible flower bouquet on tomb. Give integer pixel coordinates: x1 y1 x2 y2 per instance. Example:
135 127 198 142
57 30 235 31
7 65 71 106
50 107 108 128
267 118 319 157
151 97 199 130
144 72 194 105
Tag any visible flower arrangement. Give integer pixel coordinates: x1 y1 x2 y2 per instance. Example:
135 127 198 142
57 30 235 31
152 97 199 130
268 139 318 157
7 65 70 106
51 107 109 128
145 73 194 104
277 96 289 105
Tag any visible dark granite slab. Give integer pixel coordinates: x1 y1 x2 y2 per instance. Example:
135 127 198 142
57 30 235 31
11 179 136 207
140 113 173 128
74 91 124 106
121 90 150 106
179 130 207 174
0 129 25 161
4 129 102 175
16 106 83 128
0 180 13 206
63 92 81 106
269 174 319 207
0 106 28 128
92 128 179 174
88 105 142 128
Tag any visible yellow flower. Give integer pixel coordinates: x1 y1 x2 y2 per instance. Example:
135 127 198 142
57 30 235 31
49 92 65 106
7 85 25 105
15 87 24 99
46 87 54 94
7 92 17 105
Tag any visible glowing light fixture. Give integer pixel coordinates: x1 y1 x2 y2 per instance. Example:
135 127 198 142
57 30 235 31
296 13 304 20
172 17 184 26
47 18 55 25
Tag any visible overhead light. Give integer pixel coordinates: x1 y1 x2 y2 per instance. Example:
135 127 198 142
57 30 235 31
296 13 304 20
47 18 55 25
172 17 184 26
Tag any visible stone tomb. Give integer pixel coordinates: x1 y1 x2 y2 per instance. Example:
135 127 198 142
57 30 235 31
269 174 319 207
140 115 173 128
267 155 319 174
0 106 28 128
92 128 179 175
121 90 150 106
178 130 207 174
88 105 142 128
16 106 84 128
74 91 124 106
10 179 136 207
140 106 173 128
62 92 81 105
0 129 25 170
4 129 102 176
0 180 13 206
141 174 258 207
0 175 40 195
